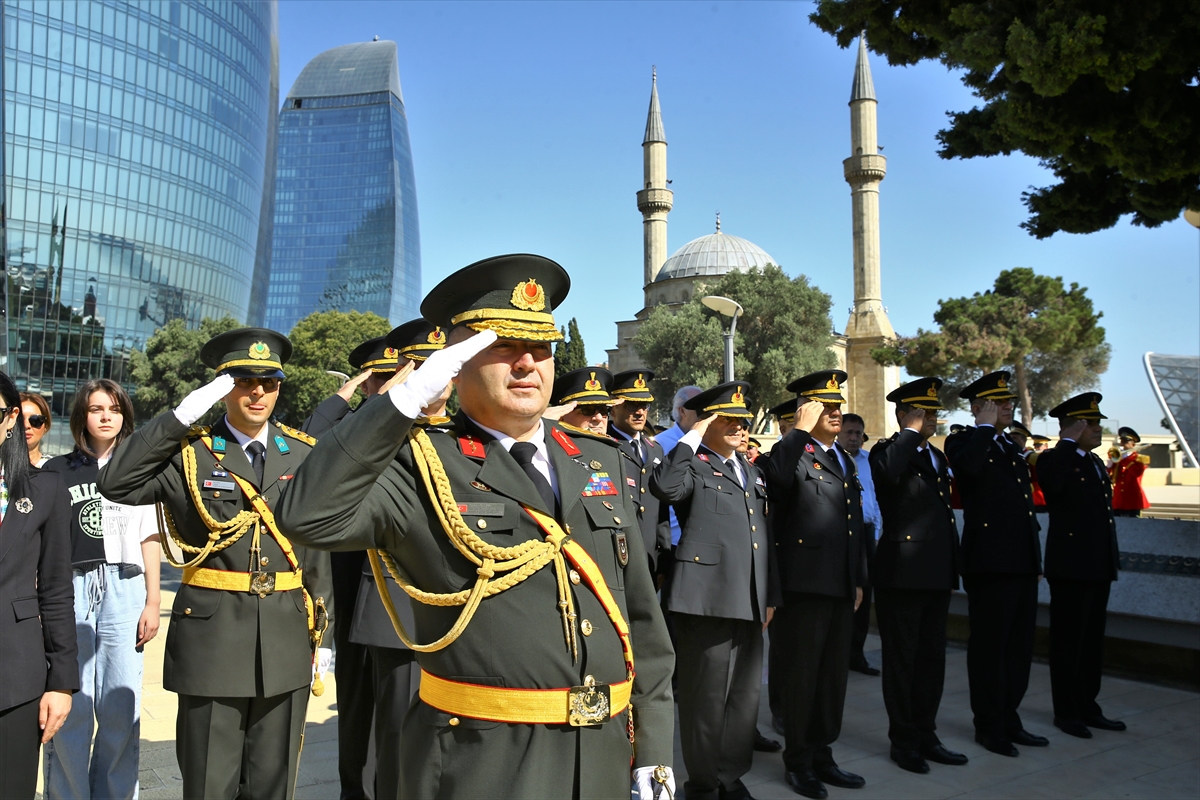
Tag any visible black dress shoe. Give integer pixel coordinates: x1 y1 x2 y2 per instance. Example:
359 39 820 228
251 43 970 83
1085 715 1127 731
772 714 787 737
1054 718 1093 738
975 732 1019 757
1009 728 1050 747
785 770 827 799
921 743 969 765
889 746 930 774
814 765 866 789
849 657 881 676
754 730 783 752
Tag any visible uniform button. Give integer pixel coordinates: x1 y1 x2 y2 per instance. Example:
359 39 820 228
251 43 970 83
751 526 757 532
260 557 269 566
613 517 622 525
694 556 700 562
641 468 646 474
213 492 221 498
1069 533 1073 537
640 487 646 494
581 619 593 636
983 523 988 528
639 506 646 513
798 539 803 544
745 491 750 498
753 542 759 550
184 608 193 615
749 509 754 515
477 519 487 529
844 483 849 489
1029 511 1033 516
847 514 852 520
569 569 581 585
906 535 912 540
565 524 571 534
448 717 460 727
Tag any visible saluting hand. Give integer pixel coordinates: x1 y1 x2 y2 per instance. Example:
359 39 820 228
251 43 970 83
173 373 236 426
378 361 415 394
689 412 718 436
335 370 374 402
388 330 498 416
795 399 825 433
541 401 578 421
901 407 928 433
1060 419 1088 443
973 399 1000 427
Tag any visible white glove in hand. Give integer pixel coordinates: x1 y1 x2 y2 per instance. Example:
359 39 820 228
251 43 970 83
388 329 498 418
313 647 332 680
633 765 675 800
173 374 235 426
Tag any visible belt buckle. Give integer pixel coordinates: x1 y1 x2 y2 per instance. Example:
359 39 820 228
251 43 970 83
568 675 610 727
249 571 275 598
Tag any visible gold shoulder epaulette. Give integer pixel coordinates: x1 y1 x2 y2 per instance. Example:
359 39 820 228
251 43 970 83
1137 454 1151 465
185 425 210 439
417 415 453 427
277 423 317 447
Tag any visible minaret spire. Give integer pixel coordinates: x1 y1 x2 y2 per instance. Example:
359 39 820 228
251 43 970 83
638 67 673 293
842 33 899 434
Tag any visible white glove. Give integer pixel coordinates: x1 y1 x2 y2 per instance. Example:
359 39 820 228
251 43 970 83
388 329 498 418
313 647 332 680
633 766 675 800
173 374 235 426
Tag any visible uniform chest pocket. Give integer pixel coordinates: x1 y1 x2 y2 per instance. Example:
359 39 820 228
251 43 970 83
676 540 721 565
803 466 836 503
702 478 738 514
582 498 632 531
458 502 518 535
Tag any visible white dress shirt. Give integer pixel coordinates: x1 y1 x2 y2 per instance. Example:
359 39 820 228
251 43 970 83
468 416 560 501
222 415 270 457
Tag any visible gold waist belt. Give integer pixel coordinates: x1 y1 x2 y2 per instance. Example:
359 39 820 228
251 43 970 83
418 668 632 727
182 566 304 597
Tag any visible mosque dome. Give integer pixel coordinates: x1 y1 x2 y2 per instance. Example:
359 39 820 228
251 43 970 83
654 219 777 283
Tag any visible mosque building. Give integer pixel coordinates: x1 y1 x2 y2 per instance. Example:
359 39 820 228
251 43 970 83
606 38 899 435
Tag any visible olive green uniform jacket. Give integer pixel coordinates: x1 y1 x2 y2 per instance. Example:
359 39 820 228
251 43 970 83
97 412 333 698
275 395 675 800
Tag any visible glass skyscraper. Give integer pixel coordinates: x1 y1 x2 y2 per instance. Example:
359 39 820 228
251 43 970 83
2 0 278 450
264 39 419 332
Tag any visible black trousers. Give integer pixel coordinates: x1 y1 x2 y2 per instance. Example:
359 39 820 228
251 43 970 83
674 613 763 800
875 588 951 750
777 592 854 772
767 616 783 721
963 573 1038 740
1049 579 1111 722
0 696 41 800
850 527 877 661
367 646 419 800
332 558 374 799
176 686 309 800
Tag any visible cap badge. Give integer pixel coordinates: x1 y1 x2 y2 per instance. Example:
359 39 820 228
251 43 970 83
383 347 399 359
927 385 938 398
634 374 647 389
1090 398 1098 409
826 376 839 390
731 389 745 404
428 328 446 345
248 342 271 360
511 278 546 312
997 377 1007 388
585 372 601 391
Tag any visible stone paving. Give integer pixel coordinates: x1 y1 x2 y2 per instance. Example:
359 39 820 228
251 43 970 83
38 560 1200 799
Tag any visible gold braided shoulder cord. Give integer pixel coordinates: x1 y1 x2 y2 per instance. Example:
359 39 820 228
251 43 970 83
368 427 577 656
158 440 259 570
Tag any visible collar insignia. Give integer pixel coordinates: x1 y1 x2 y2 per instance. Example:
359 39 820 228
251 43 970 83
459 434 486 459
551 426 581 456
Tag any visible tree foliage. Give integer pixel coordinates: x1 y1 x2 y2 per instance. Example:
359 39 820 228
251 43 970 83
872 267 1109 420
554 318 589 377
632 265 837 428
129 316 240 422
810 0 1200 238
276 310 392 425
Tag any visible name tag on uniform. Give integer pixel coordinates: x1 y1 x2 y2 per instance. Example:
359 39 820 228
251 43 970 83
582 472 618 496
203 479 236 491
626 477 637 487
456 503 506 516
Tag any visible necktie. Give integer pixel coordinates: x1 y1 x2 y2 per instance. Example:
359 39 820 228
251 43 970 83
246 441 266 487
920 447 936 472
726 458 745 488
510 442 557 513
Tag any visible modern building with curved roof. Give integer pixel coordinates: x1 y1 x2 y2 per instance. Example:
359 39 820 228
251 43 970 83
263 38 420 331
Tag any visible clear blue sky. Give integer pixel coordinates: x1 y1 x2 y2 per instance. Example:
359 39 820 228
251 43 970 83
278 1 1199 435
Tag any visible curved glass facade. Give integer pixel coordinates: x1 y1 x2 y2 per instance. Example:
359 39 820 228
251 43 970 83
2 0 278 451
264 40 420 332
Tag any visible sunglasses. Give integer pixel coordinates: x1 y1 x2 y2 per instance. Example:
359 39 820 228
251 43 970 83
26 414 46 429
577 404 610 417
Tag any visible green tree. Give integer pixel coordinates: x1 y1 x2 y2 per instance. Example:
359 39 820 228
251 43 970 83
554 318 588 377
872 267 1110 421
277 310 392 424
632 265 837 428
810 0 1200 237
129 316 240 422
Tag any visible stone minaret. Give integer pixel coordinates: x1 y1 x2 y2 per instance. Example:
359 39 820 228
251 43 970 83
637 68 673 302
843 35 900 435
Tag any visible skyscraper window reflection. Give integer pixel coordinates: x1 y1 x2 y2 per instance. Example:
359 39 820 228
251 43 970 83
2 0 279 452
264 39 420 332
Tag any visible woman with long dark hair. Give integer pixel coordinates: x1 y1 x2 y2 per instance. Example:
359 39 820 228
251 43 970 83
42 379 162 800
0 371 77 799
20 392 52 467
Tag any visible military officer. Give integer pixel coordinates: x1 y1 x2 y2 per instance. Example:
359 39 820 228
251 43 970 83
870 378 967 774
97 328 332 799
759 397 796 737
1038 393 1125 738
275 255 676 800
944 371 1046 757
1109 427 1150 517
322 334 406 800
552 366 617 436
649 382 777 800
608 370 670 573
762 371 868 799
340 319 448 800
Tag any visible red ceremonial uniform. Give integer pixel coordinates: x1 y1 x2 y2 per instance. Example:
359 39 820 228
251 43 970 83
1109 451 1149 512
1025 452 1046 509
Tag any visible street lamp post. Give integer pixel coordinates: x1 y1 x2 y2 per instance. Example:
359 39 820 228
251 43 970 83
701 295 743 382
